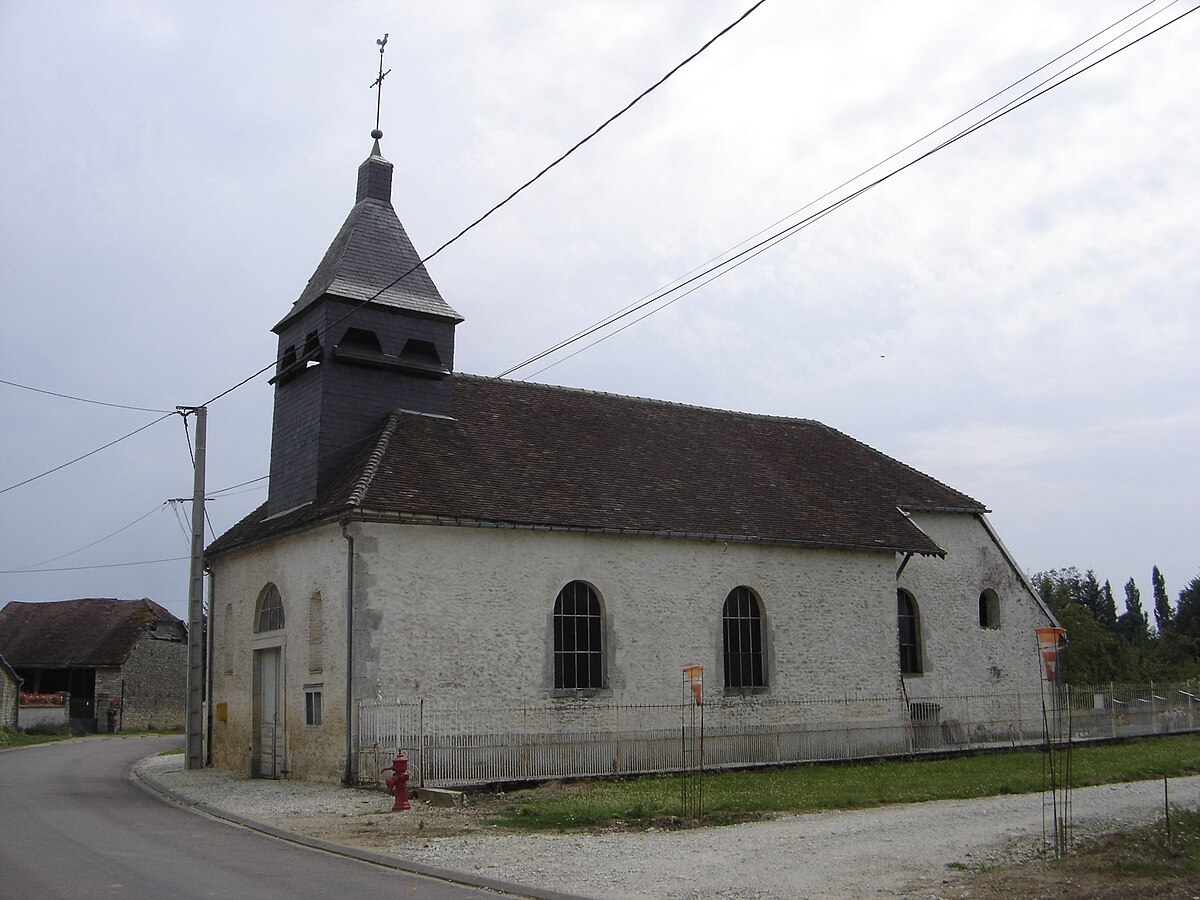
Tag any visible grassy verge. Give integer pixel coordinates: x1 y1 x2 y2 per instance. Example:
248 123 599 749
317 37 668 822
0 726 184 750
496 734 1200 830
944 807 1200 897
0 727 75 749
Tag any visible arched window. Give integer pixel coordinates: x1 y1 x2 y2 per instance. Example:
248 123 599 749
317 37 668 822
255 583 285 633
553 581 603 690
723 586 766 689
897 589 922 675
978 589 1000 628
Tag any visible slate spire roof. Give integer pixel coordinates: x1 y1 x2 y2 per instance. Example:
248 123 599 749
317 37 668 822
274 140 462 331
209 376 987 559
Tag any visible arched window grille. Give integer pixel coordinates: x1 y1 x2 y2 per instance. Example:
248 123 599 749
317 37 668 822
897 589 922 674
255 583 285 633
553 581 603 689
723 586 766 689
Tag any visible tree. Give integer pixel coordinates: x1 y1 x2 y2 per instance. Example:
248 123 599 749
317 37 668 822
1152 565 1172 632
1117 578 1150 645
1175 576 1200 640
1100 580 1119 632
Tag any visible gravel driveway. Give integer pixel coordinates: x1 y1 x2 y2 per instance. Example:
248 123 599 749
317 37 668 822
137 755 1200 899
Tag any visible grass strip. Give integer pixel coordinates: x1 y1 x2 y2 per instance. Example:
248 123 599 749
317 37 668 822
496 734 1200 830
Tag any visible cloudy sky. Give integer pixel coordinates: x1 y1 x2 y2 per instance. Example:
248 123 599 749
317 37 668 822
2 1 1196 623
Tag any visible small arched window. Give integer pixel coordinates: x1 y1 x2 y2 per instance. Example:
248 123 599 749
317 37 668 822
553 581 603 690
897 589 922 675
978 589 1000 628
255 583 285 633
723 587 766 689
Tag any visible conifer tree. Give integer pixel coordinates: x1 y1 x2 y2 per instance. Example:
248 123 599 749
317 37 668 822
1152 565 1172 632
1117 577 1150 644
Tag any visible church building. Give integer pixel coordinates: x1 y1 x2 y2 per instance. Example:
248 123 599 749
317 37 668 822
205 131 1060 783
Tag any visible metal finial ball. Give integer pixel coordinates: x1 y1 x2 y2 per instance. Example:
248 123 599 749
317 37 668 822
371 129 383 140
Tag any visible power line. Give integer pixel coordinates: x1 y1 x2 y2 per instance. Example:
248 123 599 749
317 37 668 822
0 556 190 575
201 0 769 408
504 0 1172 378
207 475 269 497
3 503 168 572
500 0 1196 379
0 412 178 496
0 377 174 413
180 412 216 541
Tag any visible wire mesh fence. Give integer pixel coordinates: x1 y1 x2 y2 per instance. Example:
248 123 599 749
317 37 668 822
355 681 1199 787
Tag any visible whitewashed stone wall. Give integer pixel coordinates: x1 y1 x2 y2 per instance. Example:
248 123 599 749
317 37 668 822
1 666 18 729
208 512 1056 782
353 524 900 706
898 512 1053 699
208 527 348 782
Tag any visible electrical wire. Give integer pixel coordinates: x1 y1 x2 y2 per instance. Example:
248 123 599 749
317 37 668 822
3 503 168 571
501 0 1172 378
500 0 1196 379
0 412 178 496
206 475 269 497
200 0 769 408
0 377 174 413
0 557 190 575
181 413 217 540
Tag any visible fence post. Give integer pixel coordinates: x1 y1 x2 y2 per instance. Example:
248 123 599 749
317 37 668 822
418 698 425 788
843 693 851 759
614 704 621 775
520 705 528 780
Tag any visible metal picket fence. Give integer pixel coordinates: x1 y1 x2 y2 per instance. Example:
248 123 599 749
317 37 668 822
356 681 1199 787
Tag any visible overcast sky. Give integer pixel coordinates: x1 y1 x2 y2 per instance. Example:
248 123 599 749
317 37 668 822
2 1 1196 623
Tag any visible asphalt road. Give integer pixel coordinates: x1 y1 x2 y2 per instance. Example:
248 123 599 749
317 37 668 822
0 735 512 899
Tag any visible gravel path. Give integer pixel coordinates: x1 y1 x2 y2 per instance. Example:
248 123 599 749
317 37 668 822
137 755 1200 899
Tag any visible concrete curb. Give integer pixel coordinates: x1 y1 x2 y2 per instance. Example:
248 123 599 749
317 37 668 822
132 762 590 900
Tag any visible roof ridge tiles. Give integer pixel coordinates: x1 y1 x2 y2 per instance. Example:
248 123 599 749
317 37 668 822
451 373 824 426
348 411 404 508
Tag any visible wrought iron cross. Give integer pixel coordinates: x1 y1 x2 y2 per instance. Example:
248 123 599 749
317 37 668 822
370 33 391 138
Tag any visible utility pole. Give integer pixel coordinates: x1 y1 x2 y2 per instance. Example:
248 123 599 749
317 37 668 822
180 405 207 770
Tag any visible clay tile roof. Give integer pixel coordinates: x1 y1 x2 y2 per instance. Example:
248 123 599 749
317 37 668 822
208 376 985 558
0 598 183 669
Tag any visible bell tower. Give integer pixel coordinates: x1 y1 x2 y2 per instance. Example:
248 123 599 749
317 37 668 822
265 126 463 515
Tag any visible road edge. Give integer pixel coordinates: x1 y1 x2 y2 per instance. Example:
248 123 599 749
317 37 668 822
131 757 589 900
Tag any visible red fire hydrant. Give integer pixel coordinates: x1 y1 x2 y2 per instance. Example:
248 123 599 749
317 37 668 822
381 752 411 811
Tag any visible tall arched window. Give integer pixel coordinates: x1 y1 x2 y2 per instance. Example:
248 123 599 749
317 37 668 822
255 583 285 633
553 581 603 689
897 589 921 674
723 586 766 689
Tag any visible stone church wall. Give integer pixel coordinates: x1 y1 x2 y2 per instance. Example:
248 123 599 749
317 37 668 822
208 514 1054 782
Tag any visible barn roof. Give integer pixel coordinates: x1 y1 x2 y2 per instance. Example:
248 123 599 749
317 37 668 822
0 598 182 669
208 375 985 558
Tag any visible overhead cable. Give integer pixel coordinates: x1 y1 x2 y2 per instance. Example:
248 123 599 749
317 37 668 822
2 503 168 572
0 377 173 413
200 0 769 407
500 0 1196 378
501 0 1171 377
0 412 178 496
0 556 190 575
